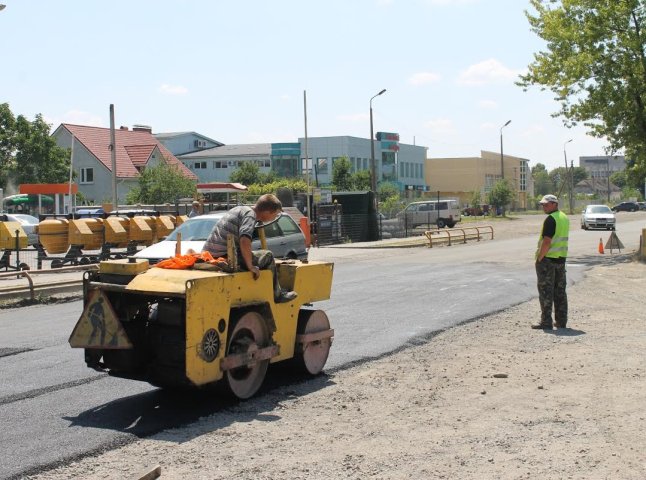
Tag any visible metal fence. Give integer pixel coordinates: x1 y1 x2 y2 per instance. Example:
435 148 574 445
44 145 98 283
311 213 430 246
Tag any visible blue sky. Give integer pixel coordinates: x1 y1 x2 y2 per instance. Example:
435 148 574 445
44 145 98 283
1 0 609 171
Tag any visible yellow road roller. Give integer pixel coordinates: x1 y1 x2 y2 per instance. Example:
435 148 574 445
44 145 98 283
69 256 334 399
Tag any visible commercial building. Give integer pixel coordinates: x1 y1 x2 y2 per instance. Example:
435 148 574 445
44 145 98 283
300 135 427 192
175 134 428 192
425 151 532 209
579 155 626 179
178 143 301 183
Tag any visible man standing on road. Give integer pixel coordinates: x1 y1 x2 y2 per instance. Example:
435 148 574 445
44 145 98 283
533 194 569 330
202 194 297 304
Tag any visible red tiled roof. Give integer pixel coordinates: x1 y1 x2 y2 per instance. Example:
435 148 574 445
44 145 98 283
61 124 197 180
124 144 156 167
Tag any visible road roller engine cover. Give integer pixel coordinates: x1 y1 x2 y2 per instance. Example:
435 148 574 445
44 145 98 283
69 253 334 399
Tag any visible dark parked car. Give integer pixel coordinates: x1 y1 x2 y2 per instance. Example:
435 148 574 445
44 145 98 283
611 201 640 212
637 202 646 211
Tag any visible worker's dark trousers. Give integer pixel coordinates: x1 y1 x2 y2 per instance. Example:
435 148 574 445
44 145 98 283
536 257 568 327
244 250 282 300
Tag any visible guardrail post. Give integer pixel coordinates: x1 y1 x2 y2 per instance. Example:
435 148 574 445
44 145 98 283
14 229 22 275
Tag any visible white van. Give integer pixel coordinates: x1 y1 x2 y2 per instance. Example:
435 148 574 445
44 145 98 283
398 199 461 228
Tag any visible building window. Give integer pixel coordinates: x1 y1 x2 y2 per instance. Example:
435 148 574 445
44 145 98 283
194 161 206 169
213 161 227 169
80 167 94 184
301 158 312 176
484 174 501 192
317 157 328 174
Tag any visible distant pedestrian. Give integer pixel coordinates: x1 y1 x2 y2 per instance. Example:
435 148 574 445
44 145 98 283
188 201 201 218
533 194 569 330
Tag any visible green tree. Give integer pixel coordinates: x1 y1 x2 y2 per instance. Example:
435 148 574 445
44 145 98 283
0 104 70 188
469 189 482 209
0 103 17 188
487 179 514 216
533 170 554 196
12 113 70 185
531 163 547 175
125 162 196 204
230 161 263 186
378 181 399 201
530 163 555 196
331 156 353 191
610 170 627 189
518 1 646 188
549 166 588 195
351 170 371 190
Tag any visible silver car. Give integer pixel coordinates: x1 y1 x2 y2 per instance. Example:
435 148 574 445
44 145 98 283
580 205 616 230
135 212 308 263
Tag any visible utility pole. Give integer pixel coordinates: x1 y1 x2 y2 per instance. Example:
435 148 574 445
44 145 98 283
369 89 386 193
109 104 118 211
563 139 573 214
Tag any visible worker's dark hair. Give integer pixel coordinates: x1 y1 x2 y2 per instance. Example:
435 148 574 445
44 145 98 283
255 194 282 213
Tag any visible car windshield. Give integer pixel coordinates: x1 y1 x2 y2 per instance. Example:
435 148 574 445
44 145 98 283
166 217 221 241
9 214 39 224
587 206 612 214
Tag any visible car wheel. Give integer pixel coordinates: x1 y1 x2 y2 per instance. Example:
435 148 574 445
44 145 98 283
436 219 446 229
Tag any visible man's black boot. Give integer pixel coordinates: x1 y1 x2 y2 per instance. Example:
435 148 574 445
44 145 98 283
531 323 553 330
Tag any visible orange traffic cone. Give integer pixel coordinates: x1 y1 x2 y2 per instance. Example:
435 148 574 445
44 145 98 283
598 238 605 254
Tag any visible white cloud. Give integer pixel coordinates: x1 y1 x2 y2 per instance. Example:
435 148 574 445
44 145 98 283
458 59 521 86
408 71 441 86
280 94 290 101
478 99 498 109
158 83 189 95
480 122 496 130
424 118 457 136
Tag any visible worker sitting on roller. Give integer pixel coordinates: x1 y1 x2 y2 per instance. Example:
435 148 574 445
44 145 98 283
202 194 297 304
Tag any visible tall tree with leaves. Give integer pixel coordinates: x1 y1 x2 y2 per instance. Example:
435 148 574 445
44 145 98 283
230 161 263 186
0 103 17 188
331 156 353 190
13 113 70 184
487 179 514 216
351 170 371 190
125 162 196 204
532 163 554 196
0 103 70 188
518 0 646 189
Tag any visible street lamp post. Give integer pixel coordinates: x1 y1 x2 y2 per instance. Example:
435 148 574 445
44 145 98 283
499 120 511 180
370 89 387 193
563 139 573 213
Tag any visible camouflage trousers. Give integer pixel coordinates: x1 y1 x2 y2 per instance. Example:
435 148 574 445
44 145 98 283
241 249 282 300
535 258 568 327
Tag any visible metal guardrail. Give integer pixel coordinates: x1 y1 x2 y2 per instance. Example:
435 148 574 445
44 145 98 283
424 225 494 248
0 264 97 300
